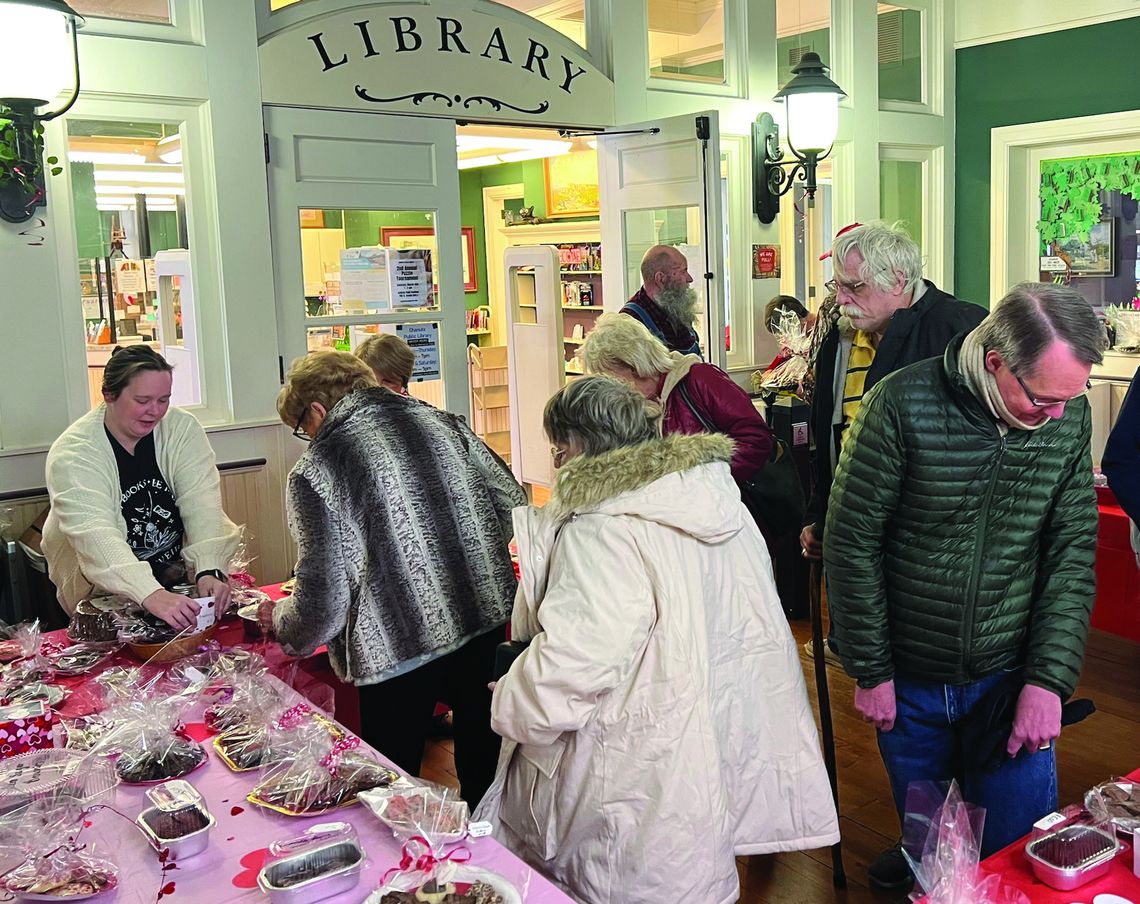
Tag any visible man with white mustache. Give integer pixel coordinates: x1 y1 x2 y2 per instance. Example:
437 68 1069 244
799 220 985 891
621 244 703 357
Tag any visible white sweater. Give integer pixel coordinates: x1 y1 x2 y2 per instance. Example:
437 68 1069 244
43 405 241 614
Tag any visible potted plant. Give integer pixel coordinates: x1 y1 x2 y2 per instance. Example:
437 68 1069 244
0 104 62 223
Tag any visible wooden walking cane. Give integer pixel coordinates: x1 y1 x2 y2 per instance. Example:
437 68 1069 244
809 558 846 888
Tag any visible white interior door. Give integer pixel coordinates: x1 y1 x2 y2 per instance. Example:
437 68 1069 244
265 106 467 415
504 245 563 488
598 112 727 368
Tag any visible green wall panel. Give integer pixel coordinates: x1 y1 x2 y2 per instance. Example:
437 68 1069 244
955 18 1140 307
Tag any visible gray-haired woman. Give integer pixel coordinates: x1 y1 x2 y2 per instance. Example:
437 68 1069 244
478 375 838 904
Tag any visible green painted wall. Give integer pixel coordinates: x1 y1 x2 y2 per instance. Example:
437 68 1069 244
342 209 435 248
881 159 923 247
955 18 1140 307
71 163 103 260
460 169 488 311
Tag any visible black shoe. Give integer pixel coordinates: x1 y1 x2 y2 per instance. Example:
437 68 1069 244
868 842 913 891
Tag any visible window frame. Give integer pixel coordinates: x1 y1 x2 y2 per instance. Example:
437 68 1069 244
719 136 753 371
878 143 944 284
70 0 202 44
644 0 747 99
46 94 230 426
876 0 940 116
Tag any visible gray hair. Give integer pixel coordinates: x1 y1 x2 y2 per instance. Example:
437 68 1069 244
976 282 1106 375
831 220 924 294
580 312 676 378
544 375 661 457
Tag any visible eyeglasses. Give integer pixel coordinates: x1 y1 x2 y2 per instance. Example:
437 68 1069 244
1013 372 1093 408
824 277 866 296
292 413 311 442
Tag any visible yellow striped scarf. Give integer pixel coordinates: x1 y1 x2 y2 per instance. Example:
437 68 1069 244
841 330 876 441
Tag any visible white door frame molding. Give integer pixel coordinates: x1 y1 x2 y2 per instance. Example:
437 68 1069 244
481 183 525 346
990 110 1140 302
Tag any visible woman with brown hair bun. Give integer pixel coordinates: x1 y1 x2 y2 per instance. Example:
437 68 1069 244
43 345 240 630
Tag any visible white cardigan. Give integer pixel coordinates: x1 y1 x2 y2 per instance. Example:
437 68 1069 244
43 405 241 614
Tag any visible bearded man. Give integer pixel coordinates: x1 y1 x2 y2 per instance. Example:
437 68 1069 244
621 245 703 357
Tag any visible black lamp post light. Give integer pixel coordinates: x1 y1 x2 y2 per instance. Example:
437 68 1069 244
753 51 846 225
0 0 84 224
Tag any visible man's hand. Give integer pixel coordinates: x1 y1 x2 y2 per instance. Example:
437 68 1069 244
143 588 201 631
1007 684 1061 757
854 679 896 732
800 523 823 560
196 574 232 616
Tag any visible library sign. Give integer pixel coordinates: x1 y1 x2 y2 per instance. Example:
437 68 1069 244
259 1 615 128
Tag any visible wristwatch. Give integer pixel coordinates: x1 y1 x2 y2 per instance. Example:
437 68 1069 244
194 569 228 584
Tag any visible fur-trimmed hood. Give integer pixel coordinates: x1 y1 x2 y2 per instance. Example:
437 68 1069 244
547 432 743 541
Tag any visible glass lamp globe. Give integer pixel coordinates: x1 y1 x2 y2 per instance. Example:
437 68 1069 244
775 52 846 155
0 0 83 108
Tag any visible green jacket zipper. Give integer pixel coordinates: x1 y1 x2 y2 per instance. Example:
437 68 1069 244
960 431 1007 680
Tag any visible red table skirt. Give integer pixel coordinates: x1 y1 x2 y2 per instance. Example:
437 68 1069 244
973 767 1140 902
1093 491 1140 644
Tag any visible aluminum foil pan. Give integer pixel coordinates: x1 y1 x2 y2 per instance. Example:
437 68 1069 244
257 840 365 903
1025 824 1120 890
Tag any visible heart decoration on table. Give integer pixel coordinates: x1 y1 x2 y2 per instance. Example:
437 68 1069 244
231 848 271 889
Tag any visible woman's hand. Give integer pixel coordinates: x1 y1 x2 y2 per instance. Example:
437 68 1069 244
142 588 201 631
196 574 232 616
257 598 278 635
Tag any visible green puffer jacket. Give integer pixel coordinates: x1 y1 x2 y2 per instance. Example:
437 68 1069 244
824 335 1097 699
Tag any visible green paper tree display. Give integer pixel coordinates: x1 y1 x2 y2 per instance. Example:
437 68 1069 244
1037 154 1140 248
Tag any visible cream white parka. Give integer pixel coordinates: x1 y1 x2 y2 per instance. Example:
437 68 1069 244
478 434 839 904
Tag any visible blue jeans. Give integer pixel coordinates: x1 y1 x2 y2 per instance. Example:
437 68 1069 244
876 671 1058 858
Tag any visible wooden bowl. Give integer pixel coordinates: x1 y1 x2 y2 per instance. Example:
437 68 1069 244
126 624 218 663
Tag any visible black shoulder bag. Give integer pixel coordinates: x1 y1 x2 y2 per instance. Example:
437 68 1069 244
676 379 806 540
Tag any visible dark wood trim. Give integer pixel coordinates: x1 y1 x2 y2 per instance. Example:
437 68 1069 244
217 458 267 472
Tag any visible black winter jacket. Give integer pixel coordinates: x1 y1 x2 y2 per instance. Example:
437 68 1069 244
824 336 1097 698
805 281 986 531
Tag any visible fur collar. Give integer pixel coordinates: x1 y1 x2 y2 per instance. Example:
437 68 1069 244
549 432 734 516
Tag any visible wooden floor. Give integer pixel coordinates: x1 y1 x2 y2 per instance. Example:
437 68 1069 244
421 622 1140 904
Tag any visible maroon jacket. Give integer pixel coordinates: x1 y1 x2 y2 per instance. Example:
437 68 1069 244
661 362 773 484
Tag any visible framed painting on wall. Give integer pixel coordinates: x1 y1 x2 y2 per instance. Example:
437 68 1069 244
380 226 478 292
1058 219 1116 278
544 149 600 218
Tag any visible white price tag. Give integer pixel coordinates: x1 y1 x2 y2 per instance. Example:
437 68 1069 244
194 596 217 632
467 821 493 838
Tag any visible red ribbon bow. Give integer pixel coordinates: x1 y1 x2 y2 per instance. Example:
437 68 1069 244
379 836 471 887
319 735 360 774
272 703 311 731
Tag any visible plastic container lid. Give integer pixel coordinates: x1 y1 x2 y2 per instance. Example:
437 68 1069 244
146 779 203 812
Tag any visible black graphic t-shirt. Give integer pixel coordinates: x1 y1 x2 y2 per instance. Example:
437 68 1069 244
107 428 186 587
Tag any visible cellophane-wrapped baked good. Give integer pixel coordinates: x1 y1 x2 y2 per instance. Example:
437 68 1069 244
359 780 470 848
0 798 118 899
248 728 397 816
203 670 283 734
93 694 206 784
214 701 339 772
0 621 56 690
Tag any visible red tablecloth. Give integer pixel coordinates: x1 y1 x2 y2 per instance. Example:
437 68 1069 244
1093 492 1140 644
973 767 1140 902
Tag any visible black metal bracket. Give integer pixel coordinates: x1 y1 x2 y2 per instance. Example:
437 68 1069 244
752 111 821 224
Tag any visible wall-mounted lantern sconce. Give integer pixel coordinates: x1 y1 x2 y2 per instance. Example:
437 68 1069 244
0 0 85 224
753 51 846 225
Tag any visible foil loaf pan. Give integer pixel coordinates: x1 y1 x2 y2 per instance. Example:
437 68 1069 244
136 803 216 861
256 839 365 903
1024 824 1120 890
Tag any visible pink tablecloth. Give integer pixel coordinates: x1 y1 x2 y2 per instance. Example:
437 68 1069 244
21 634 573 903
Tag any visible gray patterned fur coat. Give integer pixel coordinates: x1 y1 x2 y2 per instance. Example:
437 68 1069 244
272 388 526 686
